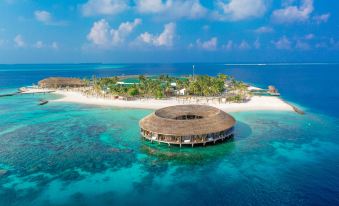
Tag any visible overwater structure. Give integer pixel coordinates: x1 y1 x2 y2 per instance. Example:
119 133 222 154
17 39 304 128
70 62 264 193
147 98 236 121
139 105 236 147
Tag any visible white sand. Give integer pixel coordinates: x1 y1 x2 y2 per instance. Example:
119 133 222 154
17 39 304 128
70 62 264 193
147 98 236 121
21 88 55 94
22 88 294 112
39 89 294 113
247 86 264 91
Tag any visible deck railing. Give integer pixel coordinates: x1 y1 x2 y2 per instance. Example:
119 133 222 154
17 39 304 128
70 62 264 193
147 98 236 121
141 128 234 145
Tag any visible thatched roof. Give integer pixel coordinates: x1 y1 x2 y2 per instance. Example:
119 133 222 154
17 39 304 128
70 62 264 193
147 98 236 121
139 105 236 136
268 85 278 93
38 77 85 88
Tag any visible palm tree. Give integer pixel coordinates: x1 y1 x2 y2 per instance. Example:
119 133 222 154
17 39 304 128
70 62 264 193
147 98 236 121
139 75 146 84
217 73 228 82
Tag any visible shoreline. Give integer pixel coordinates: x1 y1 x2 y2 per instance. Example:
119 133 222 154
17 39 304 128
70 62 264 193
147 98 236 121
36 89 296 113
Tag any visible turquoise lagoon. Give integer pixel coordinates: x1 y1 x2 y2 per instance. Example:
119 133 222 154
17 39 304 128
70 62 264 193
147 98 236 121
1 64 339 205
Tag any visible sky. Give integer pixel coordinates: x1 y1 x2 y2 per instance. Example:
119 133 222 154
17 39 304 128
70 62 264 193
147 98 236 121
0 0 338 63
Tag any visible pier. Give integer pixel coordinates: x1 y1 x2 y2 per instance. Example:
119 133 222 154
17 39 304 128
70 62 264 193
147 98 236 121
283 100 305 115
0 92 21 97
0 87 55 98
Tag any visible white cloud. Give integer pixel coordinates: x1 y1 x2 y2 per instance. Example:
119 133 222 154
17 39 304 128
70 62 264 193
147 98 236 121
111 18 141 45
14 34 25 47
253 39 260 49
34 10 52 24
272 36 291 49
34 10 67 26
238 40 250 50
156 23 176 47
196 37 218 51
214 0 267 21
187 43 195 49
135 0 207 19
34 41 44 49
87 19 110 45
315 42 327 49
272 0 313 23
139 32 153 44
222 40 233 50
87 18 142 47
222 40 256 50
138 22 176 47
304 33 315 40
329 38 339 49
51 42 59 49
295 40 310 50
136 0 166 13
81 0 128 16
202 25 210 32
255 26 274 34
33 41 59 49
313 13 330 24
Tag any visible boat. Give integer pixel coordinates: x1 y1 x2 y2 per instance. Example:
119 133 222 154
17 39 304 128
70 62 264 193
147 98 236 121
38 100 49 105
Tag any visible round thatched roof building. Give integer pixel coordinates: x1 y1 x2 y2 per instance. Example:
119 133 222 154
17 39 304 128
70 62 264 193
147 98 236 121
139 105 236 147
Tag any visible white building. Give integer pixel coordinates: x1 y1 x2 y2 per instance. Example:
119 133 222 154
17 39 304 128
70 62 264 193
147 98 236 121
176 88 186 96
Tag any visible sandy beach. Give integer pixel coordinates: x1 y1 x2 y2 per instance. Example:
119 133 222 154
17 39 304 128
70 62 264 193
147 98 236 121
27 89 294 113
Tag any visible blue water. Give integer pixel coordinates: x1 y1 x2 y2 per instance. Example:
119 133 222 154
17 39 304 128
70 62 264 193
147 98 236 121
1 63 338 117
0 64 339 205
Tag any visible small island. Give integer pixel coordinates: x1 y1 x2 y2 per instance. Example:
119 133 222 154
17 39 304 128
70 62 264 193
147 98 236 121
21 74 295 113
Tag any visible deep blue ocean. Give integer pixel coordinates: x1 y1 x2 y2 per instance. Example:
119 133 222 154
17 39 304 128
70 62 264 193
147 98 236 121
0 63 339 206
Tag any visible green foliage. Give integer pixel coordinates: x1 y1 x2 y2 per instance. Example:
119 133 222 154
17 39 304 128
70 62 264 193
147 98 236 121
127 87 139 96
187 75 225 96
227 95 244 103
109 84 128 95
155 89 164 99
217 73 228 82
88 73 248 100
82 77 91 86
94 77 119 90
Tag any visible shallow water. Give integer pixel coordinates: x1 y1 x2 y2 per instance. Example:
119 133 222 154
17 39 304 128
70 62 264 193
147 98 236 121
1 64 339 205
0 93 339 205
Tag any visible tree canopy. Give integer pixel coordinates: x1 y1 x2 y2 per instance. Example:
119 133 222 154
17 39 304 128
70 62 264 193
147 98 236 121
89 74 248 101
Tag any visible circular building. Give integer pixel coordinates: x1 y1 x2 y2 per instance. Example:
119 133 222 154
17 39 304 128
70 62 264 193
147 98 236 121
139 105 236 147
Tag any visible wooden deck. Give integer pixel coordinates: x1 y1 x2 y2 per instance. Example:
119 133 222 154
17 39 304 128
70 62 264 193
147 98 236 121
141 130 234 147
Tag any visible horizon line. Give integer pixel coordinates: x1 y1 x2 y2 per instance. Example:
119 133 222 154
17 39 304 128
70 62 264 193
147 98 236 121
0 62 339 66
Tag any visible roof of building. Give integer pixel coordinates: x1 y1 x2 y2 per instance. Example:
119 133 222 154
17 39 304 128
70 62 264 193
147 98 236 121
139 105 236 136
38 77 85 87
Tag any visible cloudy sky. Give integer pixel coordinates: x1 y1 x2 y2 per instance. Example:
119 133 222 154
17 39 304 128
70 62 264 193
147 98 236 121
0 0 338 63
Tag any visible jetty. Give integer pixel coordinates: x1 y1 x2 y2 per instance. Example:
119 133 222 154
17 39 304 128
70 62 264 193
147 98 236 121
0 87 55 99
0 91 21 97
283 100 305 115
291 105 305 115
19 87 55 94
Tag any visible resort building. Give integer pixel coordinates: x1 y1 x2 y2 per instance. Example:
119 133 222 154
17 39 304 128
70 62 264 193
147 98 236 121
139 105 236 147
38 77 86 88
176 88 187 96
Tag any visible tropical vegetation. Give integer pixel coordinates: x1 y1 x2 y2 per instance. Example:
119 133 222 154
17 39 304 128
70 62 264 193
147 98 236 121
88 74 250 102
